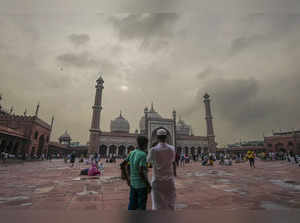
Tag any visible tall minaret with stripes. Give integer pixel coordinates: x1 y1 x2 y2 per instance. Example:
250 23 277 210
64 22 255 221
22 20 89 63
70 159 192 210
89 75 104 154
204 93 216 153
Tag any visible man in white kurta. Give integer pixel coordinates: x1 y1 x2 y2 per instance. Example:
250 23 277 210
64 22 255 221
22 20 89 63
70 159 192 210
147 129 176 210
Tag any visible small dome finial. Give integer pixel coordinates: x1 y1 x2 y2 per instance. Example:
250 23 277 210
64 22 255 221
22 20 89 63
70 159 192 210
96 73 104 85
150 102 154 112
204 93 210 99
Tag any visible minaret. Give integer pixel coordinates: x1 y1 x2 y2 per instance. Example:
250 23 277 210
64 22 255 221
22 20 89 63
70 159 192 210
144 106 148 136
0 94 2 111
91 76 104 130
172 109 177 148
35 102 40 117
50 116 54 130
89 75 104 154
204 93 216 153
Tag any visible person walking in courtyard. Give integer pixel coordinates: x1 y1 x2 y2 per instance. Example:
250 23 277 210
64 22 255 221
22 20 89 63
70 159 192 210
208 153 214 166
147 128 176 210
122 135 151 210
180 153 185 167
247 151 255 168
175 152 180 167
70 151 76 167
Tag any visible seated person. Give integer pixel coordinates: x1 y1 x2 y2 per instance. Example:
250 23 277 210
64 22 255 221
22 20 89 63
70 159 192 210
88 163 101 176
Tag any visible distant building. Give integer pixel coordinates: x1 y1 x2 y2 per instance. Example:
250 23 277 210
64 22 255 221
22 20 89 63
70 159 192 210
0 95 53 158
223 140 266 154
221 130 300 155
48 130 88 157
264 130 300 154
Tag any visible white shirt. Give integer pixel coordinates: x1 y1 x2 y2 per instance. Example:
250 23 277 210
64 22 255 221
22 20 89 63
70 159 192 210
147 143 175 182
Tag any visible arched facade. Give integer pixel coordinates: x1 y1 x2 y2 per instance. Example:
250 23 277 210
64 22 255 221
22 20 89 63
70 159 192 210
264 131 300 154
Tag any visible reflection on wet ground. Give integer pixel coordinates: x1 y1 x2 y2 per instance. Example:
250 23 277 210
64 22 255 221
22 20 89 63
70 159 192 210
0 159 299 210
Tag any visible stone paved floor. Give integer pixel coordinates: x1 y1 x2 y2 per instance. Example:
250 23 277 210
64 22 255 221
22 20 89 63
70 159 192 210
0 159 300 211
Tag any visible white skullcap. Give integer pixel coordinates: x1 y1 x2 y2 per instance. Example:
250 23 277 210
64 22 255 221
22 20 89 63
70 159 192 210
157 128 167 136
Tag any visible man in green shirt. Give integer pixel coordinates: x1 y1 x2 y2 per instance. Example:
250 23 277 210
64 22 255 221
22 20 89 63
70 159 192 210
122 135 151 210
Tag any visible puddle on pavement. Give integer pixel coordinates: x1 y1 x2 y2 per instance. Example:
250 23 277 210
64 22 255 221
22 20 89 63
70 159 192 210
34 186 54 194
54 180 71 186
0 196 30 204
270 179 300 191
175 203 188 209
99 176 121 183
47 167 69 170
210 184 247 196
195 172 208 177
186 171 233 178
175 182 185 189
216 170 233 177
217 179 231 184
77 185 98 196
260 201 291 210
223 188 246 195
72 176 101 181
20 202 32 207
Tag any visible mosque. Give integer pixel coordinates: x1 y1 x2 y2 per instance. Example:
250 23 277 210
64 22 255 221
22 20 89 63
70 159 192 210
88 75 217 157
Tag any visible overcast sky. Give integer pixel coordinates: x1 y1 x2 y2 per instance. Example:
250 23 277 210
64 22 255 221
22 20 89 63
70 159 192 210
1 0 300 146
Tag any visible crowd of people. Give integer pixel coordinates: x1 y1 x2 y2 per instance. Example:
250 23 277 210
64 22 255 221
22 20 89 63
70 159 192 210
2 133 299 211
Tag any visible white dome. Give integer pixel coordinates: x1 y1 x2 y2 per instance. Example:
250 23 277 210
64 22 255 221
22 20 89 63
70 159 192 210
110 112 130 133
176 118 191 136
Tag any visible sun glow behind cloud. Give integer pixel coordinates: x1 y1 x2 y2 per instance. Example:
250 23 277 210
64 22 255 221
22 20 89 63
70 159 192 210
120 85 129 91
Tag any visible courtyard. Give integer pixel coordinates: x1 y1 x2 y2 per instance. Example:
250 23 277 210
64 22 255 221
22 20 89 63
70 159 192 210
0 159 300 211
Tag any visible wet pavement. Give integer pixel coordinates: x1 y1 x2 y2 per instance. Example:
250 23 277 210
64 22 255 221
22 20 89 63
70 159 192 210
0 159 300 211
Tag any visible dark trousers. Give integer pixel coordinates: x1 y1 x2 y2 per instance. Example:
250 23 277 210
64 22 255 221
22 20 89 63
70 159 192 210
128 186 148 210
249 158 255 168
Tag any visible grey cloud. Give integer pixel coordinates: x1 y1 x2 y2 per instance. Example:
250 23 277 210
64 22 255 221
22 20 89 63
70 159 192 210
200 73 300 131
110 13 179 39
68 34 90 46
109 13 179 50
230 35 267 56
230 13 300 55
57 52 98 68
197 67 215 80
200 78 267 126
2 7 300 145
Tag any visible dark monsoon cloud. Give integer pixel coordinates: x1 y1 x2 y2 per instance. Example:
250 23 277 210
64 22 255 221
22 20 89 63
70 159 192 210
110 13 179 38
197 73 300 132
200 78 271 127
109 13 179 45
68 34 90 46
